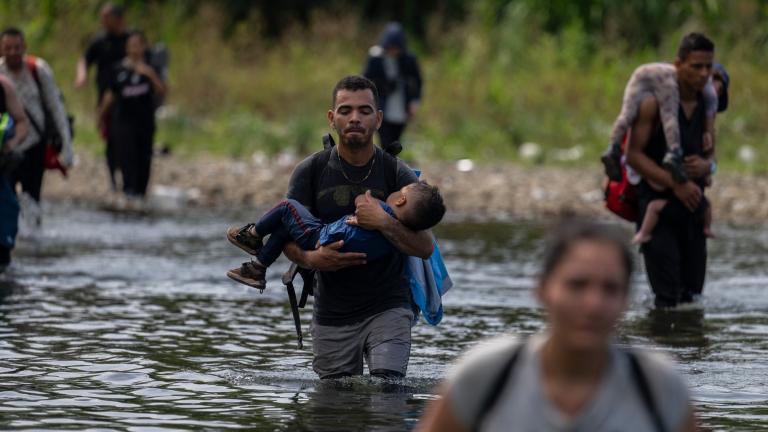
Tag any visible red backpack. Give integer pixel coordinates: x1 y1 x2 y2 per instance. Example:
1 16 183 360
25 56 68 177
604 135 638 222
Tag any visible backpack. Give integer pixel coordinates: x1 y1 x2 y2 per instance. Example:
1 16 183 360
472 341 667 432
604 134 638 222
24 56 74 176
282 135 451 348
148 43 169 108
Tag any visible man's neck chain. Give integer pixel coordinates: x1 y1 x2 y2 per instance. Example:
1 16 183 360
337 149 376 184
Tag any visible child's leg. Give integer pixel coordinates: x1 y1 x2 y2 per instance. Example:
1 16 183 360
608 68 648 147
655 70 681 152
633 199 667 245
254 199 323 266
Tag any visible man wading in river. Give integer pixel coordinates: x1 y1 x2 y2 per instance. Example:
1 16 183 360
234 76 434 378
626 33 716 308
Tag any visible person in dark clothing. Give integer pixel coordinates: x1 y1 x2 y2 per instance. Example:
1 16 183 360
626 33 717 308
363 22 422 155
98 31 165 205
232 76 434 379
0 75 29 271
75 3 127 190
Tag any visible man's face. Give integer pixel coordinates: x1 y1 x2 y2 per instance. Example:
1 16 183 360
0 35 25 70
101 11 124 34
328 89 382 149
676 50 714 92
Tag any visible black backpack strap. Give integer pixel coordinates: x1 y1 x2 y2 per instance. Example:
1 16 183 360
380 149 400 192
626 350 667 432
472 341 525 432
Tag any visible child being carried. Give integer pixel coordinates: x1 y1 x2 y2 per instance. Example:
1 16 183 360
225 181 446 290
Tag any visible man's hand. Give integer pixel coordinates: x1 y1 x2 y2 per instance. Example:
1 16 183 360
349 190 390 230
305 240 366 272
684 155 711 180
673 181 702 212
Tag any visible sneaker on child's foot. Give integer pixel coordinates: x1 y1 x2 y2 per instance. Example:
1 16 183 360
662 147 688 183
227 223 263 255
227 261 266 292
601 144 623 182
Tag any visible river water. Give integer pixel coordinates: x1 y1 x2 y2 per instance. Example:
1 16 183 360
0 204 766 431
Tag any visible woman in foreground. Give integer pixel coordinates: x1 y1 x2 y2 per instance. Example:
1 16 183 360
418 220 697 432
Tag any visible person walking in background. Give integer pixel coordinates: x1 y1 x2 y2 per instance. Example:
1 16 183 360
75 3 127 191
363 22 422 155
0 27 73 226
418 220 698 432
0 75 29 271
98 31 165 208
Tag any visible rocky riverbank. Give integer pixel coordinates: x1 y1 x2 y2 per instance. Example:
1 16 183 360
41 152 768 225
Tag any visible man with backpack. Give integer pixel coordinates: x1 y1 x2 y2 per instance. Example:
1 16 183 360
247 76 434 379
75 3 128 191
0 27 73 226
625 33 717 308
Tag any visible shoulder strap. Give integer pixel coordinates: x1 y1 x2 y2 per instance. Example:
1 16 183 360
381 149 399 191
472 341 525 432
626 350 667 432
25 56 40 84
309 148 333 212
23 56 49 136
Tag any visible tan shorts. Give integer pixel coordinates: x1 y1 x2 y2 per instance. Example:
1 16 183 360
311 307 413 379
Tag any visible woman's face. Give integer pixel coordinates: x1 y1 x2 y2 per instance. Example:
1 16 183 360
538 240 628 351
126 35 146 58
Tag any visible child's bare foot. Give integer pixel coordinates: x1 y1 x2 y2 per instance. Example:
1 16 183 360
632 232 652 245
704 228 716 239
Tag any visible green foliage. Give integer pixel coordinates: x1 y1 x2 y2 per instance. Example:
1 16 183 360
1 0 767 172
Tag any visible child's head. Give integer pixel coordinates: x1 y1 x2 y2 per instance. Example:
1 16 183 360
387 181 446 231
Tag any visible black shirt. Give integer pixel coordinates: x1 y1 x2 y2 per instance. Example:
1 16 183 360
287 146 418 326
638 93 707 218
109 64 156 127
85 31 128 99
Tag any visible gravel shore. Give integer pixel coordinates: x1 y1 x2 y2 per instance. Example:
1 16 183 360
41 152 768 225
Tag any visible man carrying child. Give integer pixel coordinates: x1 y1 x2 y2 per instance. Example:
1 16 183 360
228 76 436 379
625 33 717 308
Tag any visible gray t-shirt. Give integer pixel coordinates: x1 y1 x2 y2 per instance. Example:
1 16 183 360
447 333 691 432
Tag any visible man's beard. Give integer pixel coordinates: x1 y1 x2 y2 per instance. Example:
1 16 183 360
341 130 373 149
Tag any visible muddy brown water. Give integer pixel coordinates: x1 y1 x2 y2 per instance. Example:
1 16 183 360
1 204 766 430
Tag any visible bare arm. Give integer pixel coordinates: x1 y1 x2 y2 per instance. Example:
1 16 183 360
416 392 469 432
379 217 433 259
136 63 166 97
350 190 433 259
75 57 88 88
626 95 701 211
2 79 28 151
679 407 699 432
98 90 115 130
283 240 366 272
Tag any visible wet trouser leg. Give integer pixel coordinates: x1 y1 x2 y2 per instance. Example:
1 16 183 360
116 121 154 197
134 125 154 197
11 141 46 202
640 198 707 307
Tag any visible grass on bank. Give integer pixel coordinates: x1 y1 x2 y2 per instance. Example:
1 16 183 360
2 0 767 174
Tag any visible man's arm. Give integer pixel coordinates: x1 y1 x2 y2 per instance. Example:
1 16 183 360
626 95 702 211
74 57 89 89
351 190 433 259
1 78 28 151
